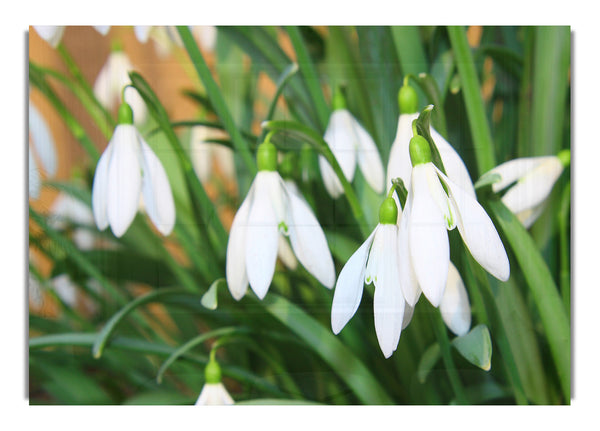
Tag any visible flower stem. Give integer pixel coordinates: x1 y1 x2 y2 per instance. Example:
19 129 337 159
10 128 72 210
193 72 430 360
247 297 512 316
431 310 469 404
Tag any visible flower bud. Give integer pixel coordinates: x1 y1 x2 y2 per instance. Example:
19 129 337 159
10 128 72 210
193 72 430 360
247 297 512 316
204 357 222 384
257 140 277 171
117 102 134 125
332 85 347 111
398 84 418 114
409 135 432 166
378 197 398 225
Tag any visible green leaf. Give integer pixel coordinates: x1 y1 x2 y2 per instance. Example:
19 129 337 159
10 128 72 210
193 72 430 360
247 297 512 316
201 278 226 310
417 343 441 384
474 172 502 190
486 199 570 400
390 26 429 109
261 294 394 405
236 398 322 405
451 324 492 371
92 288 192 359
122 390 193 405
447 26 497 175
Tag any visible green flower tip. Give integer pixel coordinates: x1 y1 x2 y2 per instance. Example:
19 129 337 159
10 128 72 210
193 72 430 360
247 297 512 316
204 358 222 384
557 149 570 167
110 38 123 52
409 135 432 166
379 197 398 225
332 85 347 111
257 140 278 172
398 84 418 114
117 102 134 125
279 152 297 178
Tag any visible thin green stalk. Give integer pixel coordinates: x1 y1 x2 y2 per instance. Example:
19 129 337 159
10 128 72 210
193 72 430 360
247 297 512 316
558 181 571 314
177 26 256 175
431 311 469 404
285 26 330 130
447 26 496 175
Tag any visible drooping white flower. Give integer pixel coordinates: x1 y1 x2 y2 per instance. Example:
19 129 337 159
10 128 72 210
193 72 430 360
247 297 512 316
195 383 235 406
48 192 95 250
196 355 234 406
319 88 384 198
190 125 236 184
93 49 147 124
33 26 65 48
226 141 335 300
92 102 175 238
331 197 406 358
399 134 509 308
485 152 569 228
29 103 57 199
387 85 475 201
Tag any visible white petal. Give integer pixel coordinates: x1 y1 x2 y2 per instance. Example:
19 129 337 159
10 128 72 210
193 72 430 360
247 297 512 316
397 198 421 306
431 128 475 198
124 85 148 125
34 26 65 47
139 136 176 236
29 151 40 199
226 185 254 301
245 173 280 299
331 229 376 334
438 169 510 282
134 26 152 43
195 383 234 406
106 125 142 237
190 126 213 183
365 225 384 286
213 144 236 182
386 113 418 189
487 157 549 192
501 157 563 215
277 235 298 270
402 304 415 330
285 181 335 288
318 155 344 198
29 104 57 177
408 164 449 307
373 224 405 358
193 26 218 52
352 117 384 194
516 201 547 229
440 262 471 336
91 142 113 230
320 110 358 197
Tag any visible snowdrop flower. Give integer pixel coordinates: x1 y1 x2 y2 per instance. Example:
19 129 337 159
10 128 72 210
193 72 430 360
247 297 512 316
190 125 236 184
92 102 175 238
387 82 475 205
33 26 65 47
484 151 569 228
29 103 57 199
93 47 147 124
49 192 95 250
331 196 406 358
399 133 509 308
319 87 384 198
226 139 335 300
196 354 234 406
440 263 472 336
